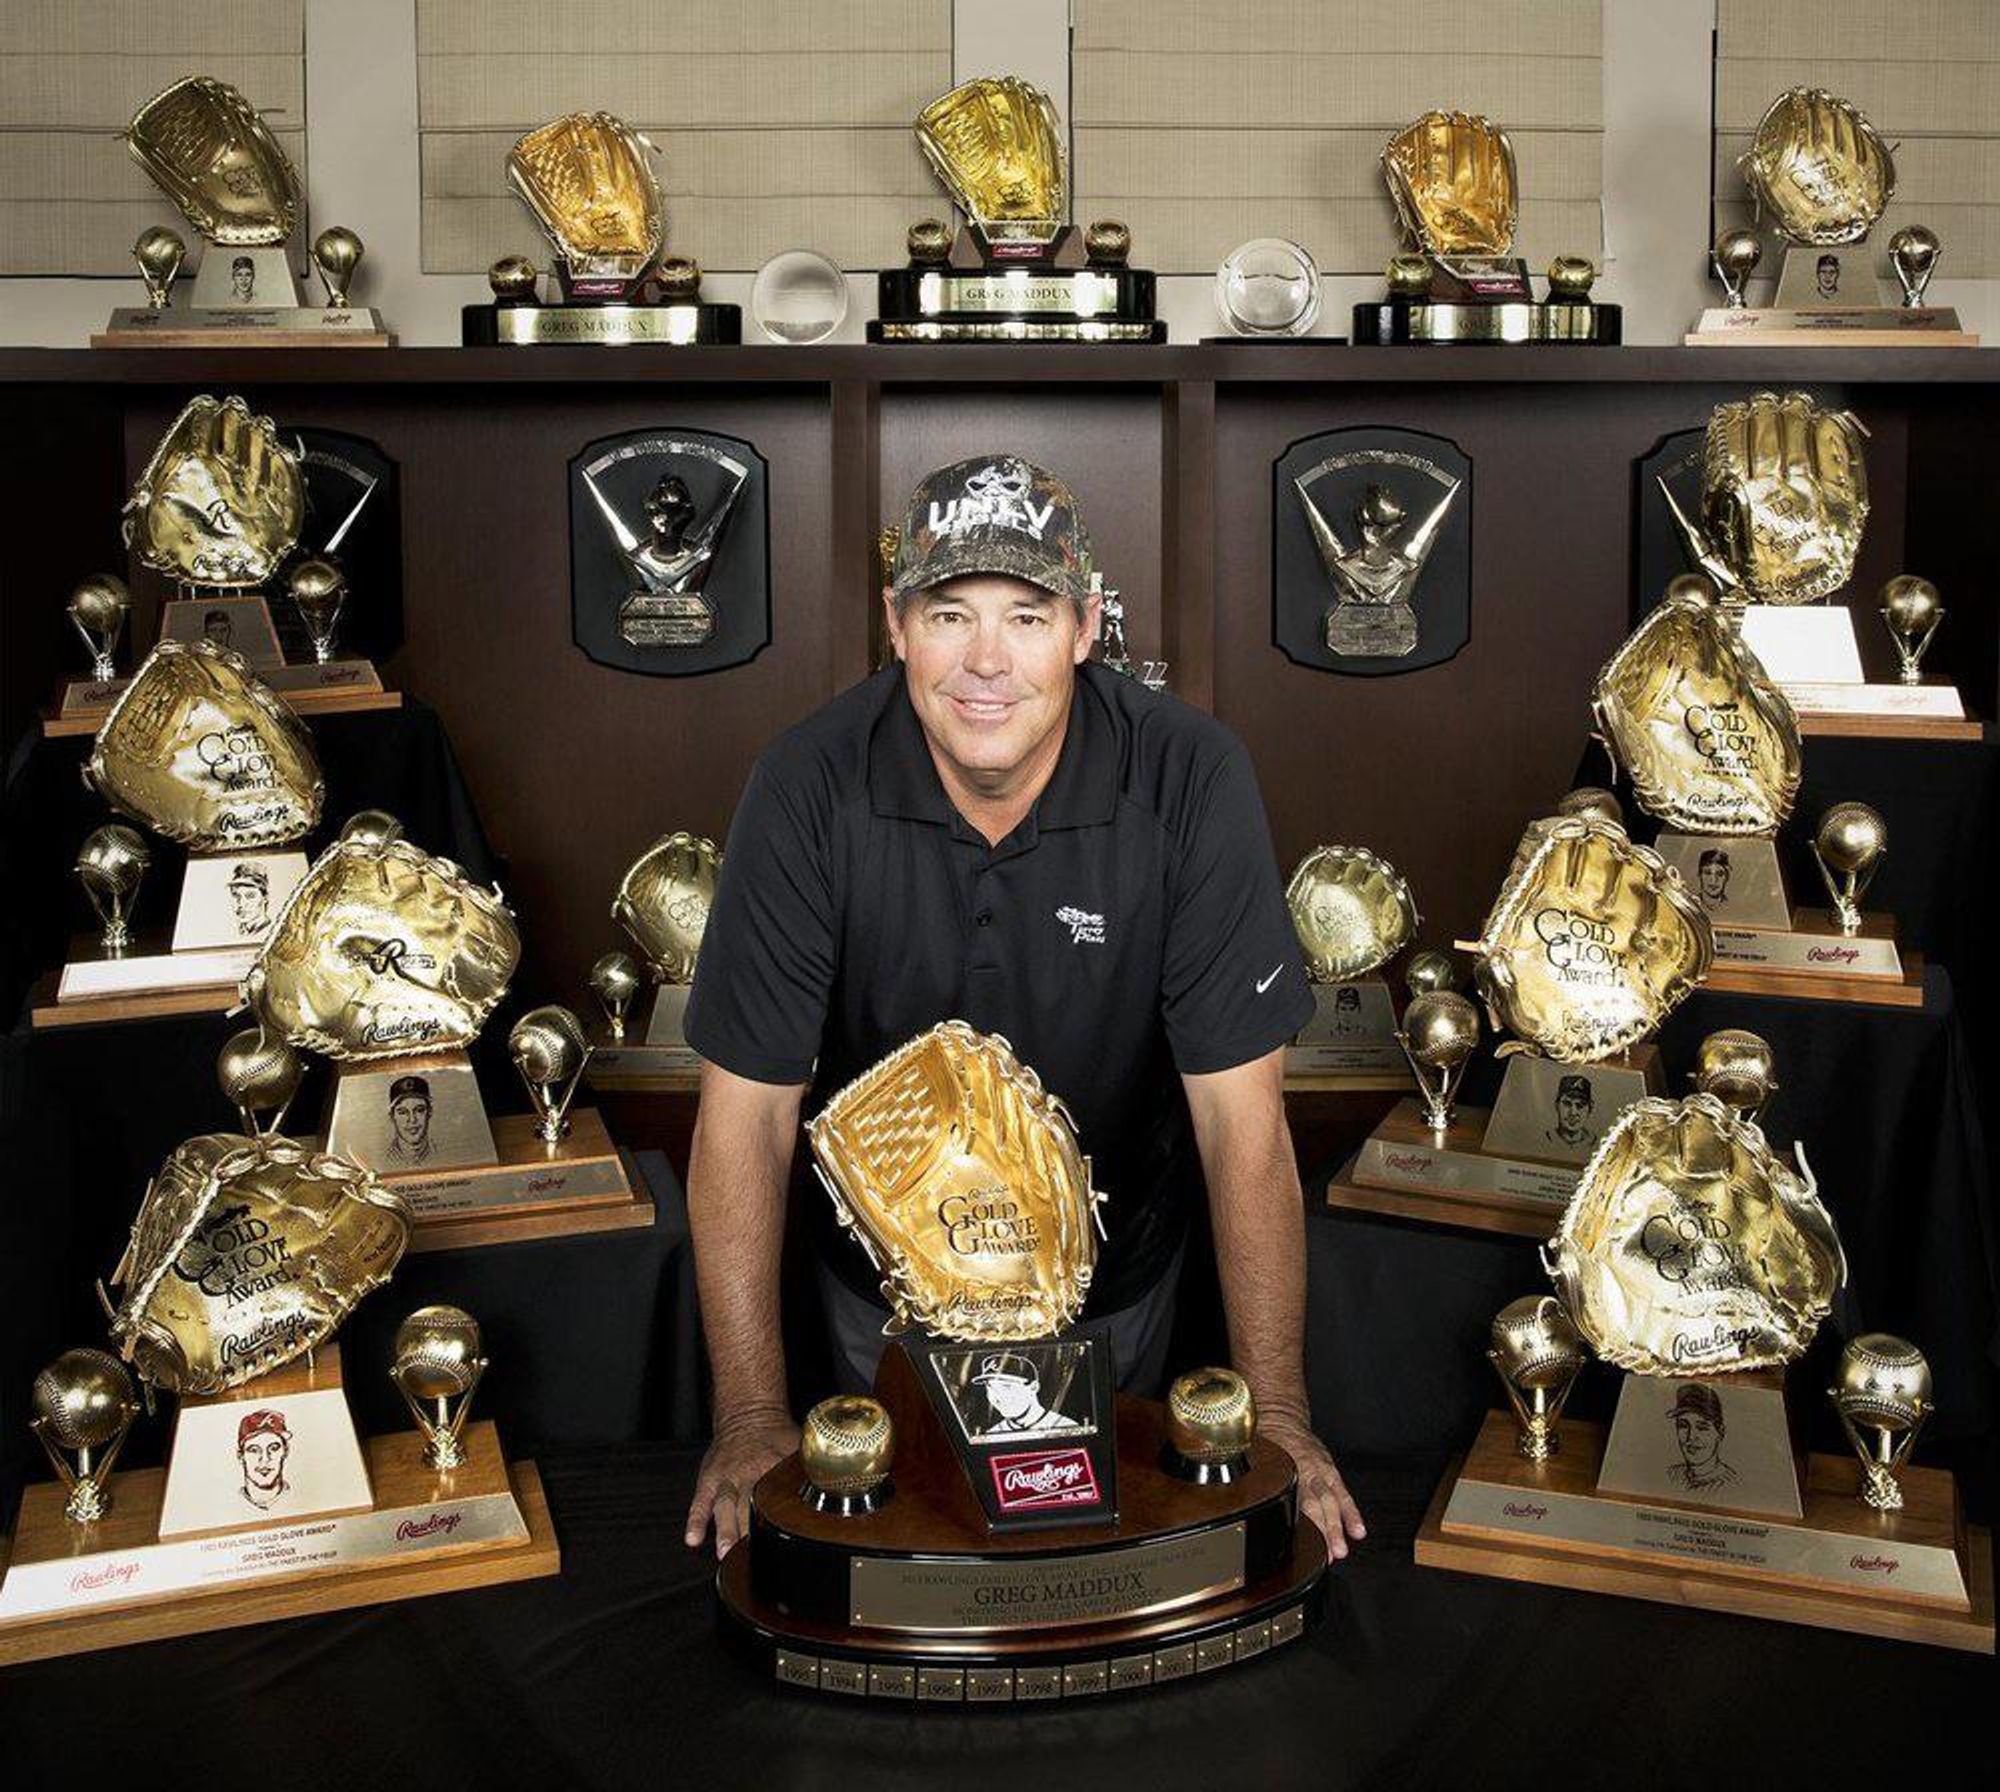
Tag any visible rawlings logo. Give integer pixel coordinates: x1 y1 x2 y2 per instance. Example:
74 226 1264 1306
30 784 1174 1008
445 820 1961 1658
71 1561 141 1593
1806 945 1861 965
991 1447 1100 1512
1501 1502 1549 1521
1849 1554 1899 1576
1382 1151 1434 1173
397 1511 463 1541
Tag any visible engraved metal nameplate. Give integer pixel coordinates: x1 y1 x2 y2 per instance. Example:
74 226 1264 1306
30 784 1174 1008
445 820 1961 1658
58 943 257 1003
915 271 1121 316
848 1522 1246 1633
1711 924 1902 978
494 306 707 345
1353 1134 1578 1206
1287 979 1402 1074
1783 681 1966 720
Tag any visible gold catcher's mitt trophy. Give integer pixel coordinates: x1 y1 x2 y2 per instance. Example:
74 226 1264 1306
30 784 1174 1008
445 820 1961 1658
56 611 325 1015
871 76 1163 343
0 1036 557 1664
1343 814 1709 1228
246 813 643 1241
98 74 389 346
1353 109 1619 345
1282 845 1419 1082
465 111 739 346
1419 1066 1991 1651
1689 87 1972 346
716 1022 1328 1700
593 830 720 1083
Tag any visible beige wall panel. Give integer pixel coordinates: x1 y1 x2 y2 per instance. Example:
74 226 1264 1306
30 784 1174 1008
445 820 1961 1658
1717 0 1997 63
1076 0 1598 54
0 55 304 128
2 0 302 56
416 0 949 55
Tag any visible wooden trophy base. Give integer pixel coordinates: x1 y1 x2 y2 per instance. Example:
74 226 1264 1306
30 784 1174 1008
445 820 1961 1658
47 663 398 737
1686 310 1976 348
38 929 255 1029
1327 1099 1583 1238
0 1411 555 1666
95 305 393 349
585 982 701 1091
1705 910 1923 1008
1417 1412 1993 1654
1283 977 1409 1091
716 1347 1326 1701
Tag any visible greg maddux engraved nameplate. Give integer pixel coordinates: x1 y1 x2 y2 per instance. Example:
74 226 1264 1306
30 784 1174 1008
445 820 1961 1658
848 1523 1246 1632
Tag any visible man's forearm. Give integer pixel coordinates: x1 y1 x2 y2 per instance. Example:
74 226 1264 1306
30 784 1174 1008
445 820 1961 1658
687 1070 799 1428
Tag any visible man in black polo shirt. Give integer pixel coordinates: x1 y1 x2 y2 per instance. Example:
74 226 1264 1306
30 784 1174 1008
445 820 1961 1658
681 455 1364 1565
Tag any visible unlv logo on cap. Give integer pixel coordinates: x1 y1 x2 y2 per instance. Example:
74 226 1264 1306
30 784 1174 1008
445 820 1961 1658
989 1445 1100 1512
928 458 1057 542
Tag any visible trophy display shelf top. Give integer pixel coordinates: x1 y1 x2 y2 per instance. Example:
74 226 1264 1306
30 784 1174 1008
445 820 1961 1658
9 343 2000 388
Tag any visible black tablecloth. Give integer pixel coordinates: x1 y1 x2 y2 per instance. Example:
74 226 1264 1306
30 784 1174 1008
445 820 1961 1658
1308 966 2000 1509
0 1444 1986 1792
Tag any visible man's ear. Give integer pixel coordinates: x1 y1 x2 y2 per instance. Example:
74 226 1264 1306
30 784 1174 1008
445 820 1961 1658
1073 594 1101 664
882 586 906 662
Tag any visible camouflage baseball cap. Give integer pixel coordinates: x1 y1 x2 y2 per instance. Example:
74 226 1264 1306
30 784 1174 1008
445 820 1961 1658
890 455 1094 606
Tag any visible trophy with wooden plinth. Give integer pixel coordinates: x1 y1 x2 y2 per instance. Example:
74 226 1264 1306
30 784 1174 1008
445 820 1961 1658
462 113 739 346
716 1023 1327 1699
1335 815 1705 1237
246 816 649 1250
43 638 324 1030
870 78 1163 344
1350 111 1618 346
1418 1094 1992 1653
95 76 389 347
1282 845 1418 1089
586 832 718 1091
1687 89 1973 348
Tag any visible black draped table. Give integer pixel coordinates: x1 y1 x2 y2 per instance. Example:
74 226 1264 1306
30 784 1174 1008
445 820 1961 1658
0 1445 1987 1792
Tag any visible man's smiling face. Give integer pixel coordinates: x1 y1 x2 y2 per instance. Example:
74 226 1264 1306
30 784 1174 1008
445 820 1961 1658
887 574 1096 785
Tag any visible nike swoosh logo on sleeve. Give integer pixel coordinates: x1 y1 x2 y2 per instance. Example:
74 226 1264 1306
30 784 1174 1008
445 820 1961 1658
1255 965 1283 994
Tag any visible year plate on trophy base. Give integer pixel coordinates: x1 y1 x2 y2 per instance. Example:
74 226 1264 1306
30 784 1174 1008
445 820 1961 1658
1416 1412 1994 1654
1704 910 1923 1008
1327 1099 1583 1238
463 302 742 346
0 1421 555 1666
1351 300 1621 345
1283 978 1407 1089
717 1345 1325 1701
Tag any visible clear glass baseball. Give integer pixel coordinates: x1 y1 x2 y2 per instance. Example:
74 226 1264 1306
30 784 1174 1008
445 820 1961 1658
750 249 849 344
1215 238 1321 336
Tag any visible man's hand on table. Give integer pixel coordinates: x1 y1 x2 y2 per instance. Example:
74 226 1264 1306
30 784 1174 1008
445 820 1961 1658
684 1412 801 1557
1260 1411 1366 1562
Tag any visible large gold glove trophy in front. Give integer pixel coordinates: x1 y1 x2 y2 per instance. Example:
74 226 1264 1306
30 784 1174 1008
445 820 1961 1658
245 813 649 1247
1352 109 1619 345
871 77 1163 343
717 1023 1326 1701
1690 87 1973 347
0 1039 556 1667
1417 1047 1992 1652
96 74 390 347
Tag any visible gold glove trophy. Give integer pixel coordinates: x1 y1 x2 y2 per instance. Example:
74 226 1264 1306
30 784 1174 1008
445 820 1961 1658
1596 579 1918 1005
53 631 323 1019
1658 393 1969 729
1689 87 1972 347
1353 109 1619 345
587 831 719 1088
0 1039 556 1667
871 77 1163 344
1340 809 1708 1233
96 75 389 347
1282 845 1420 1085
464 111 740 346
244 813 648 1245
1418 1047 1992 1652
716 1022 1328 1699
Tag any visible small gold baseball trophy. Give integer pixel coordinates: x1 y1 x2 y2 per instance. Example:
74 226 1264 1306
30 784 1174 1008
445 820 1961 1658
96 75 389 346
1282 846 1418 1088
587 831 719 1089
1688 88 1973 347
717 1022 1328 1699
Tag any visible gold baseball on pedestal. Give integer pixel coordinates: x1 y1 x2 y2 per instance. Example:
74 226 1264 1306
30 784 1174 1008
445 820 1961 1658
1887 225 1940 307
508 1004 592 1144
800 1395 895 1498
287 556 347 663
1488 1295 1585 1461
311 226 364 307
907 218 952 264
30 1347 140 1525
588 950 642 1041
657 255 702 301
1404 990 1479 1067
68 574 132 681
393 1305 488 1471
133 225 187 309
1405 949 1460 997
488 254 538 301
1166 1367 1256 1466
75 822 151 954
1813 801 1885 936
1084 218 1131 265
1879 575 1944 685
1546 255 1596 299
1386 252 1433 298
1830 1333 1932 1511
338 808 404 851
218 1026 304 1138
1692 1028 1778 1123
1712 227 1763 306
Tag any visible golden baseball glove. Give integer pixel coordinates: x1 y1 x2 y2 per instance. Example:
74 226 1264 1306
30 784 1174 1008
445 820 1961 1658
85 639 323 849
1545 1093 1845 1375
612 831 720 982
506 111 665 273
808 1022 1106 1341
1740 87 1895 247
916 76 1067 247
1593 582 1802 835
107 1133 409 1395
1382 109 1518 258
1286 845 1419 983
125 74 301 247
122 394 304 587
247 833 520 1061
1474 816 1712 1064
1692 392 1870 606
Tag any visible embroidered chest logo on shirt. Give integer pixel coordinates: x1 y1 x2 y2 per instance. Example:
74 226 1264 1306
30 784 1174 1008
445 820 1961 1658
1055 905 1105 945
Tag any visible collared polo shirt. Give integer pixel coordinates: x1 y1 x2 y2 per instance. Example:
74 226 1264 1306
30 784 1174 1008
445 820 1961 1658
684 662 1312 1312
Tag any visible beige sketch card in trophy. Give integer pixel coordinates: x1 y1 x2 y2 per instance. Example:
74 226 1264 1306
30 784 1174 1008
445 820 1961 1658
1597 1375 1803 1520
171 851 308 953
159 595 286 670
157 1385 373 1540
1652 834 1790 930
